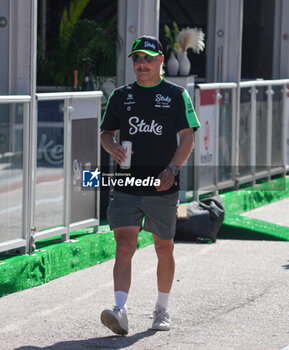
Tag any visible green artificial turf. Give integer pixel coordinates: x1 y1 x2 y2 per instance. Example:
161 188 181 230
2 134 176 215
219 176 289 241
0 227 153 298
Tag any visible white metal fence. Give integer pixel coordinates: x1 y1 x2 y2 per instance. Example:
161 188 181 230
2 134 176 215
0 91 102 254
189 79 289 199
1 80 288 253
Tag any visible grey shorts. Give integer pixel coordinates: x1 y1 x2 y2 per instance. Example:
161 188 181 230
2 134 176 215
107 191 179 240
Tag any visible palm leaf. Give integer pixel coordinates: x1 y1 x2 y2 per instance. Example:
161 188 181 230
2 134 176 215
37 3 120 89
59 0 90 48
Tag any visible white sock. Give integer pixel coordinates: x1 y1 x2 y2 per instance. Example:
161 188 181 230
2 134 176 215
156 291 170 310
115 291 128 310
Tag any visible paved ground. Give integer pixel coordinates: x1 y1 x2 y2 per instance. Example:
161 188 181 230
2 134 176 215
1 238 289 350
0 166 64 241
241 197 289 227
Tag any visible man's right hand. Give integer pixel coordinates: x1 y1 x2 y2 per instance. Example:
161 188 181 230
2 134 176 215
110 143 127 165
101 130 132 166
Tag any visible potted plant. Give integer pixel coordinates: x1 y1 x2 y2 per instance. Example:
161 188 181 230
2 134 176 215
176 27 205 76
37 0 121 100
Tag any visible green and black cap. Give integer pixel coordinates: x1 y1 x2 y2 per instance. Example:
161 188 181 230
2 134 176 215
128 35 163 57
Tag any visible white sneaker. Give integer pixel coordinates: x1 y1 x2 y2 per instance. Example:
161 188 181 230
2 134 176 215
101 306 128 335
151 306 171 331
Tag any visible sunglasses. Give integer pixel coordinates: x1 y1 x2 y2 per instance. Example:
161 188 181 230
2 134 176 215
132 54 155 63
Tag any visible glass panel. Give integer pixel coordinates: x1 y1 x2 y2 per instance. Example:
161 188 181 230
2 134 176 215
241 0 274 80
160 0 208 79
271 86 283 167
239 87 252 176
218 89 233 182
35 100 64 231
179 151 194 195
0 103 24 243
256 86 268 172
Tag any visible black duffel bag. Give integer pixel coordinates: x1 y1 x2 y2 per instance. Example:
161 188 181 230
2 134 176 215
175 195 225 243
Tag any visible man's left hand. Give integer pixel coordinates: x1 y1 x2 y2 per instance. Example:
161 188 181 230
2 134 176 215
155 168 175 191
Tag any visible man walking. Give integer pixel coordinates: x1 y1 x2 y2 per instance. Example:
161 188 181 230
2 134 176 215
100 35 200 335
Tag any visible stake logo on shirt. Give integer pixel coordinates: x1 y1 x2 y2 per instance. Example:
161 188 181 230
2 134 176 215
155 94 171 103
128 116 163 136
155 94 171 108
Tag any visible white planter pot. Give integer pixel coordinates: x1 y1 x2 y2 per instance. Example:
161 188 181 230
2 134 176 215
179 50 191 76
167 51 179 76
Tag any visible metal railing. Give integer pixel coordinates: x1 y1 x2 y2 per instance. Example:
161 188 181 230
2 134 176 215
238 80 288 184
0 91 102 254
1 79 288 252
189 79 289 199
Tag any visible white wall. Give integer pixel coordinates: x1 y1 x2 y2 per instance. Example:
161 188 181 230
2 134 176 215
0 0 37 95
0 1 9 94
117 0 160 86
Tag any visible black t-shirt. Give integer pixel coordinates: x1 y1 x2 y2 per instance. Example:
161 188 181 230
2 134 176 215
100 79 200 195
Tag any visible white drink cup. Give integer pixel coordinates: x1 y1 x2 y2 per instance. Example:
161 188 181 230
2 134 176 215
120 141 132 169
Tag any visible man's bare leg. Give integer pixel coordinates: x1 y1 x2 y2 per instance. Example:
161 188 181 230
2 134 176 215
113 226 140 293
151 234 175 331
153 234 175 293
101 226 139 335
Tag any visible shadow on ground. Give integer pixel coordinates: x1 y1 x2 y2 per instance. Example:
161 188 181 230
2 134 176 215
14 329 158 350
282 260 289 270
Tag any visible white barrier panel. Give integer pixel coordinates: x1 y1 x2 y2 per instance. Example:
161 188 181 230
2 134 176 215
0 92 102 254
69 97 100 224
197 89 218 188
70 98 98 120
